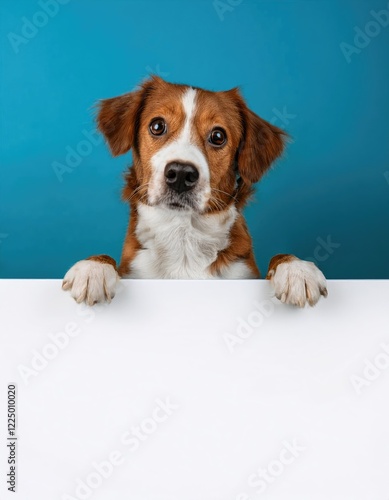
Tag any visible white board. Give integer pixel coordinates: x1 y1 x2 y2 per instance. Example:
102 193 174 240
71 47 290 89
0 279 389 500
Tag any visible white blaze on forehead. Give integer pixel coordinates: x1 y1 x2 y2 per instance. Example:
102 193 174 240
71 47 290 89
180 87 197 143
148 87 211 207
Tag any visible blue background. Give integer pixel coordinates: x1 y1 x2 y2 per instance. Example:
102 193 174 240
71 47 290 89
1 0 388 279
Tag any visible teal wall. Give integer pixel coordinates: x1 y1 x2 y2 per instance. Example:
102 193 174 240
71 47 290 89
1 0 388 278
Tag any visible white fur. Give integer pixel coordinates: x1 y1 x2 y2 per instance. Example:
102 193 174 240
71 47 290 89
126 203 251 279
148 88 211 209
219 260 257 279
268 258 327 307
62 260 119 305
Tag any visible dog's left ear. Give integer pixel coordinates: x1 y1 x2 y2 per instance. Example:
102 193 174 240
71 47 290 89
97 90 144 157
97 76 161 157
231 89 287 185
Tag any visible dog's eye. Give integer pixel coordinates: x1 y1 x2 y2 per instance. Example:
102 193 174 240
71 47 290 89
149 118 167 136
209 128 226 147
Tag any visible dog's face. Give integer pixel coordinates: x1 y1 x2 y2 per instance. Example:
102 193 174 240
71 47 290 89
97 76 285 213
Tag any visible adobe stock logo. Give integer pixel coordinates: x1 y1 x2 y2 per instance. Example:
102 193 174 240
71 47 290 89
236 439 307 498
7 0 71 55
145 64 170 79
270 107 297 130
62 397 179 500
52 128 103 182
17 304 96 385
213 0 244 22
340 4 389 63
349 342 389 395
304 235 341 267
0 233 9 245
223 298 277 353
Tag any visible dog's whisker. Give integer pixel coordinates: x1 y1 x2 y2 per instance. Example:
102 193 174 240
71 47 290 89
208 196 226 212
211 188 238 203
126 182 151 203
137 190 151 204
210 194 228 210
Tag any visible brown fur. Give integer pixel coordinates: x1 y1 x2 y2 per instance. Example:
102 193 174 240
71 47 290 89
86 254 118 270
118 208 141 277
266 254 297 279
209 215 260 277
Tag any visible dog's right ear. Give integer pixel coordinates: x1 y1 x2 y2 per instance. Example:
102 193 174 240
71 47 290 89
97 77 159 157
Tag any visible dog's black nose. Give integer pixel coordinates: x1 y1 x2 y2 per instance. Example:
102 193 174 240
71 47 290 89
164 162 199 194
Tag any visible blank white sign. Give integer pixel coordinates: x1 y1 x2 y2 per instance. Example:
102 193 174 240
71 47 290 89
0 279 389 500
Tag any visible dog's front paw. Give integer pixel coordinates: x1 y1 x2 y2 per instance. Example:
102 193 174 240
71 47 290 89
268 257 327 307
62 260 119 306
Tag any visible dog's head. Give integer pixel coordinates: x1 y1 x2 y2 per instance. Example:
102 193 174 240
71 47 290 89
97 76 286 212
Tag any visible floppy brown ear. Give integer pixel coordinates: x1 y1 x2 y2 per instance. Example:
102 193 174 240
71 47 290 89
235 95 287 185
97 77 159 156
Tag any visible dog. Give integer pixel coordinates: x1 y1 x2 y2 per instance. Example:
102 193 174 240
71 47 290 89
62 76 327 307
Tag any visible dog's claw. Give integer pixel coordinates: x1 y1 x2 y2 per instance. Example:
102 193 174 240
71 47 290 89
62 280 70 291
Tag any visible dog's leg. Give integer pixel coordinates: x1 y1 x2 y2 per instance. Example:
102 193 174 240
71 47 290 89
62 255 119 305
266 254 328 307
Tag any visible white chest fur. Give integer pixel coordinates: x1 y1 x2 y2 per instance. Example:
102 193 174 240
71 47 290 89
127 203 240 279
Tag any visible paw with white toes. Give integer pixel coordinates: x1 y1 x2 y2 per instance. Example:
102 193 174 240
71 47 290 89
62 259 119 306
267 257 328 307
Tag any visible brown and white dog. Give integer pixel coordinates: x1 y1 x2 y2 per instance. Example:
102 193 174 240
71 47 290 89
62 76 327 307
